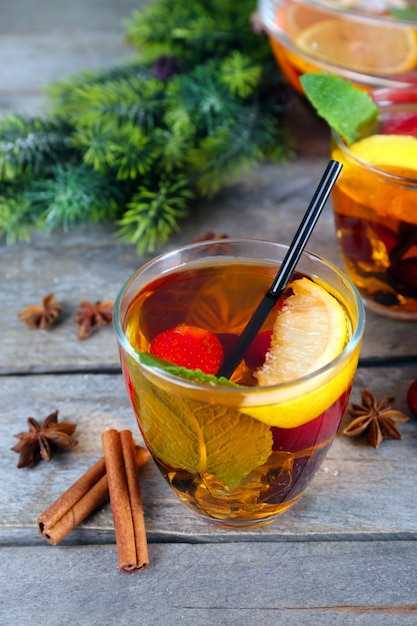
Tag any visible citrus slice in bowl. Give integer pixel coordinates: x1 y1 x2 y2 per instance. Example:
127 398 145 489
282 2 325 37
348 134 417 171
295 18 417 75
241 277 359 429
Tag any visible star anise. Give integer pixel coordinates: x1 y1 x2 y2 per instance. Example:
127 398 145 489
12 410 78 468
191 232 231 255
191 231 229 243
18 293 62 329
343 388 409 448
74 299 114 340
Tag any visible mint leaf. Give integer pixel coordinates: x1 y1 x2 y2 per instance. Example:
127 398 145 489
130 363 272 486
136 351 239 387
389 7 417 22
300 73 379 144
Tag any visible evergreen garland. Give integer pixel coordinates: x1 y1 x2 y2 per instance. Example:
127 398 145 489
0 0 293 252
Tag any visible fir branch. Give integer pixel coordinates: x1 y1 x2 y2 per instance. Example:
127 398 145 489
155 128 194 172
0 192 36 243
219 52 262 98
75 124 162 180
189 104 293 197
116 173 193 253
71 126 121 173
1 0 292 253
0 116 73 182
110 125 162 180
124 0 270 66
45 61 152 117
64 76 167 132
166 64 237 136
26 164 124 231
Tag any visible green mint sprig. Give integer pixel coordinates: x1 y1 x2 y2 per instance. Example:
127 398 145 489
136 351 240 386
300 73 380 145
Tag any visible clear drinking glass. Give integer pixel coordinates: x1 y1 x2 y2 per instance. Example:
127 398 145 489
114 239 364 527
331 87 417 320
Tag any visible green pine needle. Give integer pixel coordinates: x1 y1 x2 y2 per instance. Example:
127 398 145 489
167 64 237 136
219 52 262 98
0 192 36 243
65 76 166 131
44 61 152 117
189 104 292 197
117 173 193 253
26 163 124 231
0 116 73 182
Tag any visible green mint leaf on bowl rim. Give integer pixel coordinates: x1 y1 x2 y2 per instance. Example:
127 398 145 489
300 73 379 145
389 7 417 22
136 351 239 387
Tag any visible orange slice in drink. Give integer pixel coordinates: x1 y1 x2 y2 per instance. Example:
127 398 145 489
282 1 325 37
241 278 357 429
295 18 417 75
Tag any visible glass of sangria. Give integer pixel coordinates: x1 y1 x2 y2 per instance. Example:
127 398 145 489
258 0 417 95
114 239 364 527
331 86 417 319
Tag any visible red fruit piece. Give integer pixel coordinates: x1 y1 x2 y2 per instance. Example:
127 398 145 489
245 330 273 369
272 387 351 452
149 324 223 375
387 257 417 298
381 112 417 138
407 379 417 418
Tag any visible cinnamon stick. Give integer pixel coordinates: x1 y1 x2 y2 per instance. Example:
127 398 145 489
102 429 149 573
37 444 150 546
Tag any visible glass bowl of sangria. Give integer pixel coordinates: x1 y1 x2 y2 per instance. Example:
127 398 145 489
258 0 417 95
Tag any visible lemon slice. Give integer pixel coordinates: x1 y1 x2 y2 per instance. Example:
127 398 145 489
283 2 325 38
256 277 348 386
295 18 417 75
349 134 417 172
240 278 358 429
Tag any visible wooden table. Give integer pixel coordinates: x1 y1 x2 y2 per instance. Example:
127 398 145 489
1 103 417 625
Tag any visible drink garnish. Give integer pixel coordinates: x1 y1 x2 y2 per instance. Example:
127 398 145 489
300 72 379 144
137 351 239 387
256 278 348 386
149 324 223 375
295 19 417 76
381 111 417 137
129 357 273 486
347 134 417 170
244 330 272 369
242 277 355 429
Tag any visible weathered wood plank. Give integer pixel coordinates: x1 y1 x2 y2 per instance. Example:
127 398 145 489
2 367 416 545
1 541 417 625
2 158 416 374
0 0 144 117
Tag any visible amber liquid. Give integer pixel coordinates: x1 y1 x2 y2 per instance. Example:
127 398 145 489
122 259 353 526
331 105 417 318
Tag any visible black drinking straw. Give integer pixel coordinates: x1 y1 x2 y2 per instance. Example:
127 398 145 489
216 159 343 380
